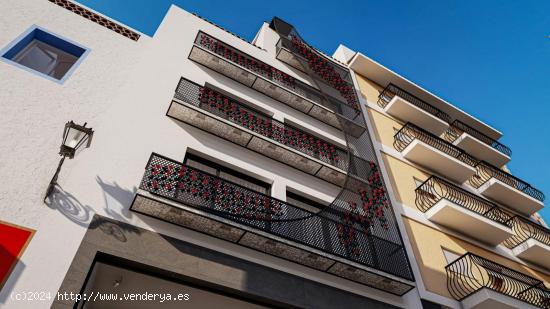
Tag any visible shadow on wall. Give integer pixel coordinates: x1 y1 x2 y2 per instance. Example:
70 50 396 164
0 245 26 304
96 176 137 223
45 185 94 227
88 214 141 243
44 177 140 235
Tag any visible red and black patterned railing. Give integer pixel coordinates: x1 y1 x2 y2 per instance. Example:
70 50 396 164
194 32 363 127
503 216 550 250
277 36 351 82
139 153 414 280
446 253 550 308
197 31 295 87
394 122 479 167
415 176 512 226
280 35 359 114
378 84 451 124
444 120 512 157
174 78 348 170
469 161 545 203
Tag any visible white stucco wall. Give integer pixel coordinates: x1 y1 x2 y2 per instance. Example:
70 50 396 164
0 2 417 308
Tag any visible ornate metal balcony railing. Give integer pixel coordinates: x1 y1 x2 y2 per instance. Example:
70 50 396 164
503 216 550 250
174 77 348 170
378 83 451 123
469 161 545 203
138 153 414 281
415 176 512 226
394 122 479 167
446 252 550 308
193 32 364 129
444 120 512 157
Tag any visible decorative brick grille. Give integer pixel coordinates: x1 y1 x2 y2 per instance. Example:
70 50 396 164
48 0 140 41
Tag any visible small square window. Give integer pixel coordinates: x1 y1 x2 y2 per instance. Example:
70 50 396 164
1 25 89 83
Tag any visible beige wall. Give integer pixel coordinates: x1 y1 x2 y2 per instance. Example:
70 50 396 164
403 217 550 298
381 153 429 209
355 71 550 300
355 73 383 103
367 108 404 147
356 73 406 148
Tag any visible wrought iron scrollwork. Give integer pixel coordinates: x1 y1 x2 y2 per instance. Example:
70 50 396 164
469 161 545 202
415 176 512 226
378 83 451 123
503 216 550 249
444 120 512 157
446 253 550 308
394 122 479 167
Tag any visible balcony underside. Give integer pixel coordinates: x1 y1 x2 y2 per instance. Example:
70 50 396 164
131 192 414 296
167 100 347 186
402 139 476 183
385 96 448 136
275 46 305 72
425 199 513 246
189 45 366 138
478 178 544 216
453 132 510 167
462 288 540 309
513 238 550 270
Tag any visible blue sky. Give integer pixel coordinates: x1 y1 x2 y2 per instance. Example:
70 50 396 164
76 0 550 221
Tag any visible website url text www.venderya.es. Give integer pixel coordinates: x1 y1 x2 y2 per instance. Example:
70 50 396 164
11 291 190 303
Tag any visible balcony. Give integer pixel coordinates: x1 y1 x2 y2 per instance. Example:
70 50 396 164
188 31 366 137
130 153 415 295
394 122 477 183
378 84 450 136
446 253 550 309
415 176 513 246
444 120 511 167
275 36 352 84
503 217 550 269
169 77 373 187
270 16 353 85
470 162 544 216
274 36 355 106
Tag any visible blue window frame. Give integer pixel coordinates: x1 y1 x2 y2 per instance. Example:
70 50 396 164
0 25 90 84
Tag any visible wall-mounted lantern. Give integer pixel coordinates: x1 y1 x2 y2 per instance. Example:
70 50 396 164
44 121 93 201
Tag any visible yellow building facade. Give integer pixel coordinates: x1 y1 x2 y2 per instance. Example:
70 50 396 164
342 51 550 308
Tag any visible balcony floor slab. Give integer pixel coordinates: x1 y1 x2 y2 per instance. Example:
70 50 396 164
513 238 550 270
425 199 513 246
385 96 448 136
402 139 476 183
189 46 257 87
453 132 510 168
276 47 305 72
462 287 540 309
478 178 544 216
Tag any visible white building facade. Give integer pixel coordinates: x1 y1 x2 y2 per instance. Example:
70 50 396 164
0 1 425 308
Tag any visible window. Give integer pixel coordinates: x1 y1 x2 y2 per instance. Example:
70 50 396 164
1 25 89 83
286 190 327 213
184 153 271 195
